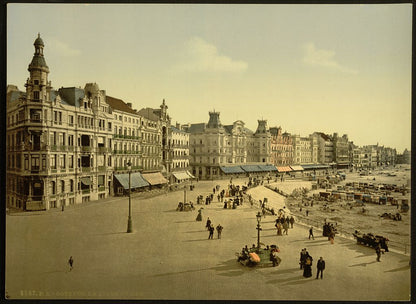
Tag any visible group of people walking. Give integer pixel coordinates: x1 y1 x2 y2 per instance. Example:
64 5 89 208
206 217 223 239
300 248 325 279
275 215 295 236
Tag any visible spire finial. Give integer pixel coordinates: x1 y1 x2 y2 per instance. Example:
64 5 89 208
38 32 40 38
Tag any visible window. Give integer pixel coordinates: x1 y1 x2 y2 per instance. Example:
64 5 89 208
58 112 62 125
69 115 74 126
69 155 74 168
50 181 56 195
50 154 57 169
54 111 58 123
98 175 105 187
31 156 40 170
61 180 65 193
70 180 74 192
60 155 66 168
33 91 40 100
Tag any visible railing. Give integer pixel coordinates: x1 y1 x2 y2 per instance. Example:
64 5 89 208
98 166 106 172
59 145 67 151
98 186 106 192
81 167 91 173
82 189 90 194
81 146 91 152
98 147 108 153
51 145 57 151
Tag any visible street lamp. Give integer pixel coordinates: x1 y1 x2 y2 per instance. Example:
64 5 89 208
127 161 133 233
184 184 187 205
256 211 262 252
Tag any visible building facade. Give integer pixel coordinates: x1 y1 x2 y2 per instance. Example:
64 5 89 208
6 34 171 211
270 127 293 165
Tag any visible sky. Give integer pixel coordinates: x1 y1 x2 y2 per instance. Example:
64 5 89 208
7 3 412 152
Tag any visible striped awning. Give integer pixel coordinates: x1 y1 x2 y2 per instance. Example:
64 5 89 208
220 166 245 174
173 171 191 180
258 164 278 172
277 166 292 172
114 172 149 189
142 172 168 185
290 165 304 171
186 170 195 178
241 165 263 172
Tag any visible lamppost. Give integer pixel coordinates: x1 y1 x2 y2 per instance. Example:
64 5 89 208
256 211 262 252
184 184 187 204
127 161 133 233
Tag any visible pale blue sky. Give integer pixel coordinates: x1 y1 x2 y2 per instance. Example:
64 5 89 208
7 3 412 152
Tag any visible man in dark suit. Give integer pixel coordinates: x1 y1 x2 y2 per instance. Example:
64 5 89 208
316 257 325 279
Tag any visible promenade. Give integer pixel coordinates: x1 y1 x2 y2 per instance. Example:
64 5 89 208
5 178 411 300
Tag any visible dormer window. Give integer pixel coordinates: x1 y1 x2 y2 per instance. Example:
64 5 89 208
33 91 39 100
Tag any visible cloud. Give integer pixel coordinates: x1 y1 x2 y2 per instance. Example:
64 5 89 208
303 43 357 74
48 39 81 57
177 37 247 72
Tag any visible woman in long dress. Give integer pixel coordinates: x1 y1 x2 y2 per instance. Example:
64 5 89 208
303 254 313 277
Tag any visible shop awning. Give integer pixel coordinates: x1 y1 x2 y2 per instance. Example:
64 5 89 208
241 165 263 172
142 172 168 185
186 170 195 178
258 164 278 172
220 166 245 174
277 166 292 172
114 172 149 189
290 165 304 171
301 164 330 170
173 171 191 180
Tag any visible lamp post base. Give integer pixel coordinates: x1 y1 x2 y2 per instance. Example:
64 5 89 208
127 217 133 233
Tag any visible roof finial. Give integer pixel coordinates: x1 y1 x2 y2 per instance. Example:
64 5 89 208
38 32 40 38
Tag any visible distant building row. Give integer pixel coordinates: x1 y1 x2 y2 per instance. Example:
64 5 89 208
6 35 401 211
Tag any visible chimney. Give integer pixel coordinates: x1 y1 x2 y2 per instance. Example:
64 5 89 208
176 122 180 129
127 102 132 108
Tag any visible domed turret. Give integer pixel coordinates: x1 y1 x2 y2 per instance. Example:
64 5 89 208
28 33 49 72
34 33 44 47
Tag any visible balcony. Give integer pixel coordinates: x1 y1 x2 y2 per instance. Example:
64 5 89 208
98 147 108 153
81 146 91 152
82 189 90 194
59 145 67 151
98 166 107 172
67 146 74 152
98 186 105 192
81 167 91 173
51 145 57 151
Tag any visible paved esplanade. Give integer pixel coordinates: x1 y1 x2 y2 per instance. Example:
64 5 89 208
6 178 410 300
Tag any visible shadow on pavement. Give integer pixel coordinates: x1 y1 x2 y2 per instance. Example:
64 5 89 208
183 238 211 242
384 265 410 273
185 230 205 233
348 261 377 267
209 259 249 277
95 232 128 236
266 274 310 285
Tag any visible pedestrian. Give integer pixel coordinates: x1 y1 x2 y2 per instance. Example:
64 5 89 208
196 208 203 221
290 216 295 228
306 210 309 217
299 248 306 269
206 217 211 230
283 221 289 235
216 224 223 239
213 187 216 194
376 244 382 262
217 194 220 202
276 223 283 236
316 257 325 279
68 256 74 271
303 253 313 278
309 227 314 240
61 203 65 212
208 225 214 239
